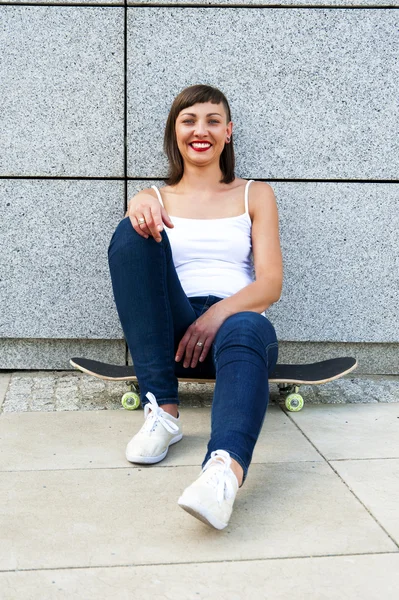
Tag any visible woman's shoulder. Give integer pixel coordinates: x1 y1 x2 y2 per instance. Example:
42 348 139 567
248 180 274 193
247 181 277 220
248 181 276 202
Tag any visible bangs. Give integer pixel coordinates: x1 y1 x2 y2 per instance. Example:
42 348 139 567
174 85 231 121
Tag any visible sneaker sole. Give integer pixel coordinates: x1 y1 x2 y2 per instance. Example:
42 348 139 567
126 433 183 464
177 497 228 530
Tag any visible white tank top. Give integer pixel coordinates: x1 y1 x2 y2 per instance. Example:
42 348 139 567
151 180 256 299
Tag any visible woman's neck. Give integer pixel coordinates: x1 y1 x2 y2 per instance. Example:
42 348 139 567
177 162 225 193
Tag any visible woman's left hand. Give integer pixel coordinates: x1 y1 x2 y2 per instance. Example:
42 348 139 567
175 305 229 369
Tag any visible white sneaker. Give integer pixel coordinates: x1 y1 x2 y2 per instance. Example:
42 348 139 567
125 392 182 464
178 450 239 530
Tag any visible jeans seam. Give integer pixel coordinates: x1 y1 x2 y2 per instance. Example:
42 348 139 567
155 398 179 406
265 341 279 370
160 238 175 393
266 342 278 351
200 295 211 315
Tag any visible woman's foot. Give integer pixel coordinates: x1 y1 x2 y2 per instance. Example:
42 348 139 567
125 392 182 464
160 403 179 418
230 458 244 487
178 450 239 530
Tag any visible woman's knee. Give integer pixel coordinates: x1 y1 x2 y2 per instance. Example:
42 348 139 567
218 311 275 339
108 217 169 261
110 216 143 245
214 312 278 369
214 312 277 351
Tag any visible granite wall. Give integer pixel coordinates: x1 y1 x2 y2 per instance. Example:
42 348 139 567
1 2 398 373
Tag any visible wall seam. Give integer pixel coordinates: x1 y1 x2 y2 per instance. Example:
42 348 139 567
0 3 398 8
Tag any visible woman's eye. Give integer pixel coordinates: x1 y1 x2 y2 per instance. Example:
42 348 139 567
181 119 219 124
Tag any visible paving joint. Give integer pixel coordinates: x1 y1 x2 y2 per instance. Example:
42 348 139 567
0 458 327 474
1 550 398 575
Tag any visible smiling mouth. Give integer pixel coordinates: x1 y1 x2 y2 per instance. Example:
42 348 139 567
189 142 212 152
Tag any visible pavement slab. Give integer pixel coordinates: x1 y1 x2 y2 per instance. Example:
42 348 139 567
1 553 399 600
331 459 399 545
0 463 395 571
0 406 321 472
288 403 399 460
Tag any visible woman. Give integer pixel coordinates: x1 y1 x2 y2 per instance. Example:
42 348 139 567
108 84 283 530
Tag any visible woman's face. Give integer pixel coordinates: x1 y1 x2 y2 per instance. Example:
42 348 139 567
175 102 232 167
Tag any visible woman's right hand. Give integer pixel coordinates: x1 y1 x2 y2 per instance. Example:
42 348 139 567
125 191 174 243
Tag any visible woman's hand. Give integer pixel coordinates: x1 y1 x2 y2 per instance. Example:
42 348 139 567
175 304 230 369
125 192 174 243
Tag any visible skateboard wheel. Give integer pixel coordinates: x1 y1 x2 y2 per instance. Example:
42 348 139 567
285 393 304 412
121 392 140 410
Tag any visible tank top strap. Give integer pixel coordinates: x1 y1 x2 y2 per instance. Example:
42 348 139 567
244 179 255 215
151 185 164 208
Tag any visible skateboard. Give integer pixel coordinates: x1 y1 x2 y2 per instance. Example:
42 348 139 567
69 356 357 412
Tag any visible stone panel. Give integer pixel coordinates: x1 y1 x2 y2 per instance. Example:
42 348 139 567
132 1 399 5
277 342 399 375
0 339 125 370
268 182 399 342
127 8 398 179
0 180 125 339
126 181 399 343
5 0 120 4
0 7 124 177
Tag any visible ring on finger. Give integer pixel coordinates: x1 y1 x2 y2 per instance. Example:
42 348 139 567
196 341 204 347
137 217 146 224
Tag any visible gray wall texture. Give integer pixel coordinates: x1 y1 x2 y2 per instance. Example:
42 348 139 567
1 2 398 374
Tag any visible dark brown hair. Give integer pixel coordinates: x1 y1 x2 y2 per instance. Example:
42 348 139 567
163 85 235 186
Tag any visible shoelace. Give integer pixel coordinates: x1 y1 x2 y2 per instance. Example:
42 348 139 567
202 450 236 504
142 392 180 434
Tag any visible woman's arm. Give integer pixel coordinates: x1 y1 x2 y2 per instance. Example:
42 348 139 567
213 181 283 320
125 189 174 242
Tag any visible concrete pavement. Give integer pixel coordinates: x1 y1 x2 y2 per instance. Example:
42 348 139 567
0 371 398 599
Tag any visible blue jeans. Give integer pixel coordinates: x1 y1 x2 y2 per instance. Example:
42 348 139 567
108 217 278 482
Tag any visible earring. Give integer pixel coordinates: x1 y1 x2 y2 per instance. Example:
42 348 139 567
226 136 231 143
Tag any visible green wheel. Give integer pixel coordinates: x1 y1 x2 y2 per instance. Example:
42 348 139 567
285 393 304 412
121 391 141 410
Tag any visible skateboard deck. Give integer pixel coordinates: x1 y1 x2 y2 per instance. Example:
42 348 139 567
69 356 357 412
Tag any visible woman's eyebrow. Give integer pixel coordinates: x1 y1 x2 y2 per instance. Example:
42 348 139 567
180 112 223 117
